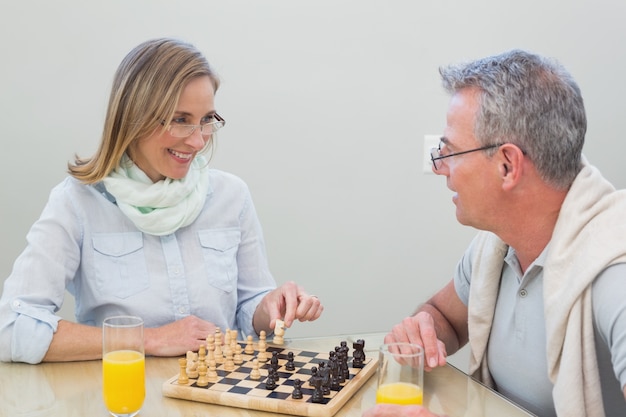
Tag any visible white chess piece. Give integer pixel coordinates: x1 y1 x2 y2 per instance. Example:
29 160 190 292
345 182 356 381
273 319 285 345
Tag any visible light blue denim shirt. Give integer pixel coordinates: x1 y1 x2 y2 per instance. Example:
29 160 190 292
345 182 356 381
0 169 276 363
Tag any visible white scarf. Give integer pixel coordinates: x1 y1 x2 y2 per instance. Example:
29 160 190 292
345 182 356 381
102 154 209 236
467 161 626 417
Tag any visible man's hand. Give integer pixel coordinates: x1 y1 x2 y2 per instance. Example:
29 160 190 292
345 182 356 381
385 312 447 371
363 404 447 417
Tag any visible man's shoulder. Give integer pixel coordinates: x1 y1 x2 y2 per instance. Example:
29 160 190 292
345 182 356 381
592 263 626 298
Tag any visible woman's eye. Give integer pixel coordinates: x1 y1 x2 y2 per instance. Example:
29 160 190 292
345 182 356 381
201 115 215 124
172 117 187 125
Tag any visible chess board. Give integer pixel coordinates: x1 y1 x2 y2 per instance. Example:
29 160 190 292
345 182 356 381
162 343 378 417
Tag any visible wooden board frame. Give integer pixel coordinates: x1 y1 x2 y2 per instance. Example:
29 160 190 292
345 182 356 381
162 343 378 417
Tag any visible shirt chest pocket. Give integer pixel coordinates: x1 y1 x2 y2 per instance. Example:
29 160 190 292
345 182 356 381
92 232 150 299
198 229 241 293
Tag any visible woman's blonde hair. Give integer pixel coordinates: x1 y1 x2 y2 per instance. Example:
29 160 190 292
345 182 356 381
69 38 220 184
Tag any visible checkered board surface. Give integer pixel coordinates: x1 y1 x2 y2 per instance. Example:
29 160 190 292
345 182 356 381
162 344 378 417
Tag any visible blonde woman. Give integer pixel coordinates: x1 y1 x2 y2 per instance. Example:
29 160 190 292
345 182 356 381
0 38 322 363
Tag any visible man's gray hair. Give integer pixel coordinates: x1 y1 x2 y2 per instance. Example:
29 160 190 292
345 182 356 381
440 50 586 189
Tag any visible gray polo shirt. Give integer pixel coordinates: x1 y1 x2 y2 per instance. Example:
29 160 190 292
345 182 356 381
455 244 626 417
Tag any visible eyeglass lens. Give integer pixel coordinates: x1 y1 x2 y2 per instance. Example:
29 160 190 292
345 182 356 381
169 119 224 138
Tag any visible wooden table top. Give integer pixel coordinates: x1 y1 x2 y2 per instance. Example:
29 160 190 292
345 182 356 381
0 333 533 417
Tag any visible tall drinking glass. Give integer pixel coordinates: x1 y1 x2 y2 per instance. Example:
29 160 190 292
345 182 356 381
376 342 424 405
102 316 145 417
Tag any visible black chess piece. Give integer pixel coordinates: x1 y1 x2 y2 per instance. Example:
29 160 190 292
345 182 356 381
318 361 331 395
285 351 295 371
272 366 280 383
352 339 365 368
310 373 324 403
292 378 303 399
270 351 279 372
340 340 349 357
335 347 346 383
328 352 340 390
265 368 277 390
309 366 318 387
341 350 350 381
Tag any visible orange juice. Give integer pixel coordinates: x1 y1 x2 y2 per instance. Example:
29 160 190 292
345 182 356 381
376 382 423 405
103 350 145 415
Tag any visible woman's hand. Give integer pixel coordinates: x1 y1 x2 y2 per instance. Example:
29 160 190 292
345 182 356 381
253 281 324 333
144 315 217 357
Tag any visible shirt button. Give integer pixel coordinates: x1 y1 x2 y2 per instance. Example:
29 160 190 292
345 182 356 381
519 289 528 297
12 300 21 308
178 307 186 314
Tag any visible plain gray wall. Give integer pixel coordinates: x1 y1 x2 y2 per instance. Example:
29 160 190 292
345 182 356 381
2 1 626 369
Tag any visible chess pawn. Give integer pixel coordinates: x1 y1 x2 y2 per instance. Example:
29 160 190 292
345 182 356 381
231 330 242 356
309 366 319 387
250 358 261 380
257 330 268 362
265 368 277 390
224 346 235 371
207 358 218 383
197 345 207 373
257 345 267 363
292 378 303 399
178 358 189 384
244 335 255 354
285 351 296 371
196 362 209 387
234 344 243 365
270 351 279 373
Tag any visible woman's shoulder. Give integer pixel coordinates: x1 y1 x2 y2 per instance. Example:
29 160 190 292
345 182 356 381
207 169 250 191
49 176 90 195
48 176 112 206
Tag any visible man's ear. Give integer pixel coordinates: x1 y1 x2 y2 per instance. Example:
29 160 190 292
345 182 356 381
499 144 525 190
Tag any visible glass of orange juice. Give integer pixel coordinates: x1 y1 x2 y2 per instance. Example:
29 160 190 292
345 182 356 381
376 342 424 405
103 316 145 417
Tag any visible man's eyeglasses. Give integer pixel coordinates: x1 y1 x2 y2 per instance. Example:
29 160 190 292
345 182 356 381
430 140 503 170
164 113 225 138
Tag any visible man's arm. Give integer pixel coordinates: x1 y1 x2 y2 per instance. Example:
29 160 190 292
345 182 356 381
385 280 468 370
